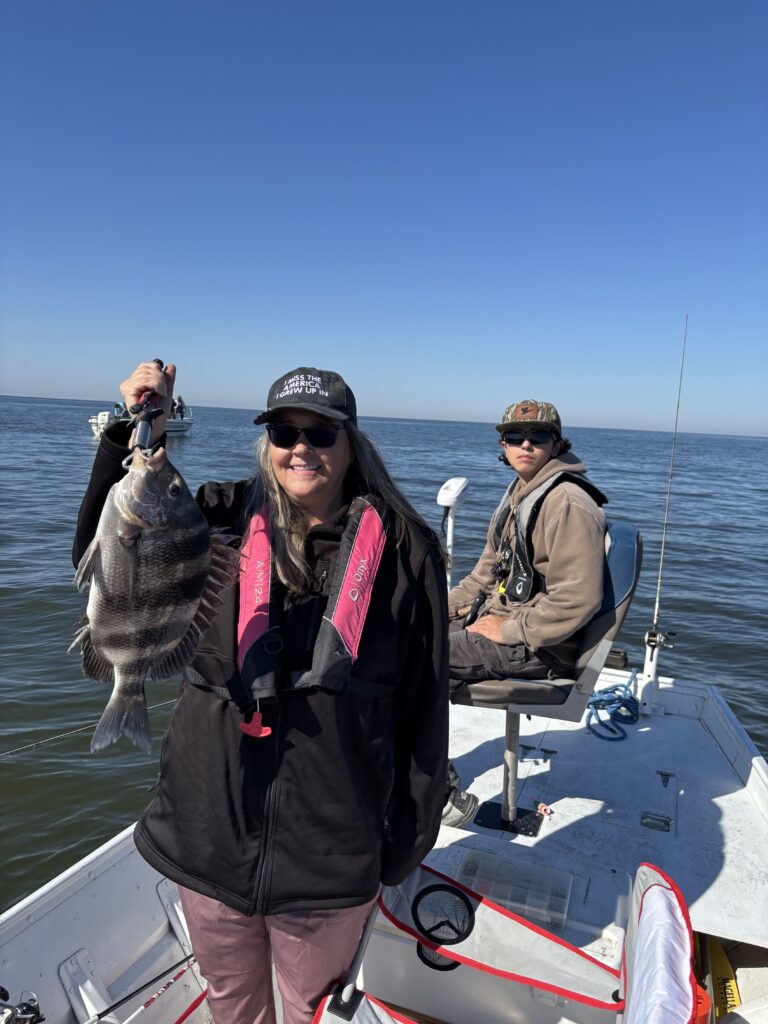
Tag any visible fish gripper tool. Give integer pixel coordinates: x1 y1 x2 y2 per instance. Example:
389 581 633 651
129 401 164 453
128 357 166 456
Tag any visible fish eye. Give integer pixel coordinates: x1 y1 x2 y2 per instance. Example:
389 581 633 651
168 481 182 498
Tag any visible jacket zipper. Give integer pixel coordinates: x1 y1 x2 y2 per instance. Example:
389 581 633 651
253 701 282 914
150 687 184 791
381 776 395 838
255 560 329 907
305 567 330 652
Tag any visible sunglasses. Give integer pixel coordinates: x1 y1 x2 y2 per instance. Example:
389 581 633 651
266 422 341 449
501 429 555 446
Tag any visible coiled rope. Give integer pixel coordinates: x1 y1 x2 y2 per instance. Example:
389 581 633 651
586 672 639 741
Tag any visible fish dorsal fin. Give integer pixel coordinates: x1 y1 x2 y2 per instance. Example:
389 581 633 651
149 530 241 681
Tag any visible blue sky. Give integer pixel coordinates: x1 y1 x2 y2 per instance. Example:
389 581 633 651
1 1 766 434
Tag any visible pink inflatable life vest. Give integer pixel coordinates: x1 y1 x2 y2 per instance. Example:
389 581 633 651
238 496 388 702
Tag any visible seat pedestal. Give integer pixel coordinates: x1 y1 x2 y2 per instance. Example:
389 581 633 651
475 801 545 836
473 709 545 835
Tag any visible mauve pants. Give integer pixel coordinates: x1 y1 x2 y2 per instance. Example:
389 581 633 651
179 886 377 1024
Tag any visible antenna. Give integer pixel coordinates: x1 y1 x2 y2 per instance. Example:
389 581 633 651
641 315 688 696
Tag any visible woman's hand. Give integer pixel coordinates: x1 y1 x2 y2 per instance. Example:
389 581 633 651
119 361 177 446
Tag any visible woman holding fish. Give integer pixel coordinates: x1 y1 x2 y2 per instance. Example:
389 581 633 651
73 361 449 1024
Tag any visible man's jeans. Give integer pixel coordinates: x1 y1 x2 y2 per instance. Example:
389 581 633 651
446 619 562 800
448 620 555 692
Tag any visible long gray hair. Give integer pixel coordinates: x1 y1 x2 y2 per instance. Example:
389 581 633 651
243 422 440 594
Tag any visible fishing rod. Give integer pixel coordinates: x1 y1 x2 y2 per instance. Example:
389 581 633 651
0 700 177 761
81 957 199 1024
641 314 688 691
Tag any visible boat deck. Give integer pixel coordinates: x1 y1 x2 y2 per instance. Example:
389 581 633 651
361 670 768 1021
442 669 768 949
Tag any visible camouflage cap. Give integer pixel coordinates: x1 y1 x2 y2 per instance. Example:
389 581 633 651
495 399 562 435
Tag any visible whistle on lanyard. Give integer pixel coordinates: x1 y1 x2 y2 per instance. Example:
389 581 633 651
492 546 513 595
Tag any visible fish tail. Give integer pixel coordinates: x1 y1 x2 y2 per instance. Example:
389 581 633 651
91 680 151 754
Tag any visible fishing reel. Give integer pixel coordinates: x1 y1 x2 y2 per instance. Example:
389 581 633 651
0 988 45 1023
644 628 676 651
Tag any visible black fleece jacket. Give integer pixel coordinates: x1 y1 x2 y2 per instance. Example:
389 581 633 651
73 425 449 915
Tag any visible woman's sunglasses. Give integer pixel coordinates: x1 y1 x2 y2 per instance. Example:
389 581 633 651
500 429 555 446
266 422 341 449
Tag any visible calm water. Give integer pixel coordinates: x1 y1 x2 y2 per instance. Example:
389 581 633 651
1 395 766 914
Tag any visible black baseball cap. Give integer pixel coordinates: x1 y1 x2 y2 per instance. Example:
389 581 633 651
254 367 357 425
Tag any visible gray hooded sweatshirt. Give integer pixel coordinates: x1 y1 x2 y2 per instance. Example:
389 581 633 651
447 451 606 668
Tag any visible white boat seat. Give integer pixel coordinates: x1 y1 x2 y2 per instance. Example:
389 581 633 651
620 862 710 1023
451 519 643 829
313 860 706 1024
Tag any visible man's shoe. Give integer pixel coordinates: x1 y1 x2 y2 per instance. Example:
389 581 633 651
441 787 479 828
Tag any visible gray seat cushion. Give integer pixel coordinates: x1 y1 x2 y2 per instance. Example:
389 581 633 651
452 678 573 707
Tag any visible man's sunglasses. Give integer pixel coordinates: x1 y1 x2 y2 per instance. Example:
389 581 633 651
501 429 555 446
266 422 341 449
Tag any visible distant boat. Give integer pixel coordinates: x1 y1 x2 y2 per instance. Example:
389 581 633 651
88 406 194 438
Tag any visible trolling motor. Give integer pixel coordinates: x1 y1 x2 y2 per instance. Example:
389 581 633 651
436 477 469 589
0 987 44 1023
129 357 166 453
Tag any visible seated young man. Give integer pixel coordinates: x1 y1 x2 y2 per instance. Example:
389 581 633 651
443 399 607 827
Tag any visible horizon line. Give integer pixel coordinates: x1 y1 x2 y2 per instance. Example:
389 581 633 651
2 392 767 440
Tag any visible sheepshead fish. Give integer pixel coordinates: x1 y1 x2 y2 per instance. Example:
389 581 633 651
71 447 239 753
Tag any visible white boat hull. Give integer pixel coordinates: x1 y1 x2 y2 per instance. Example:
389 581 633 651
88 411 193 438
0 826 209 1024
